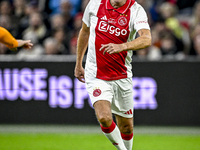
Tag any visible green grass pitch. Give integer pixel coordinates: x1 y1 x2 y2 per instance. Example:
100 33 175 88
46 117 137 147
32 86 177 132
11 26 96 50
0 133 200 150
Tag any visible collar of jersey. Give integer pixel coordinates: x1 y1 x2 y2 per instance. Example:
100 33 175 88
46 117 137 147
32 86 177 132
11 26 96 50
106 0 135 14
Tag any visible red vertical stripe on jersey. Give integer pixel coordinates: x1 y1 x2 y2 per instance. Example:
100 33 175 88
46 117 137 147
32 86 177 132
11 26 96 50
94 0 135 81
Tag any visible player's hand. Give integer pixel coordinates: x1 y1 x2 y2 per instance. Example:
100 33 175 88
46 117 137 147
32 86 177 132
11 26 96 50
74 66 85 83
99 43 126 55
17 40 33 49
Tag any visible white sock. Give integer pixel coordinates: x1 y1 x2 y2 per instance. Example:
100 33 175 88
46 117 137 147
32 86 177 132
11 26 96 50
101 121 127 150
121 133 134 150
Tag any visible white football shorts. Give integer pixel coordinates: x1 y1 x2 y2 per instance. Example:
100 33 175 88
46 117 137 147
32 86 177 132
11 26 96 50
85 77 134 118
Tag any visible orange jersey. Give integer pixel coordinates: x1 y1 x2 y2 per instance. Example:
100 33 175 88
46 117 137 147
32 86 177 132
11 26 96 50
0 26 18 49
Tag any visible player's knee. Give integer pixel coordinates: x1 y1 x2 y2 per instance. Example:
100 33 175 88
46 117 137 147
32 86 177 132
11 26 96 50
98 114 112 127
120 124 133 134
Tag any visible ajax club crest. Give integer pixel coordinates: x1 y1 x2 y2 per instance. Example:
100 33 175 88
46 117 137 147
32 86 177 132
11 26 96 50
118 16 127 26
93 87 102 97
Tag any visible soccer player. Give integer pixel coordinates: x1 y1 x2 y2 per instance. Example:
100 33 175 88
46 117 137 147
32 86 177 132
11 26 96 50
0 26 33 51
74 0 151 149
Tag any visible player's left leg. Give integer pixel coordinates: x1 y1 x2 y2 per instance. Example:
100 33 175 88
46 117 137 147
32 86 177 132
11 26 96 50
115 115 134 150
111 77 134 149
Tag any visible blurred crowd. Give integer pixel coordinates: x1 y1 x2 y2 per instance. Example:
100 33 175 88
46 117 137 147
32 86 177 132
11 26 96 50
0 0 200 60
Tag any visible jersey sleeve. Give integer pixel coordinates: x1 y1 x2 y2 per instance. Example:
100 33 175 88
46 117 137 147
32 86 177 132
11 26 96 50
82 0 92 27
133 6 150 32
0 27 18 49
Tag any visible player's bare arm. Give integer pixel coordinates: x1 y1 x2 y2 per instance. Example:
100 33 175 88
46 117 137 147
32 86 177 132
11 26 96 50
9 40 33 51
17 40 33 49
0 27 33 51
100 29 151 55
74 22 90 83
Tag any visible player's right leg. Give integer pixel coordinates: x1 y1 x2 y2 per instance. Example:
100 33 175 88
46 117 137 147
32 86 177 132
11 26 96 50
93 100 127 150
93 100 112 127
85 77 127 150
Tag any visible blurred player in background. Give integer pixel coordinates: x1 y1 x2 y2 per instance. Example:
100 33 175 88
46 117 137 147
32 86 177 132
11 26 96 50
0 26 33 51
74 0 151 149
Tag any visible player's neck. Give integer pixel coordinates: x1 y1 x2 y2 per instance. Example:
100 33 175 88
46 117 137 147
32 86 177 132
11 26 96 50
110 0 127 9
